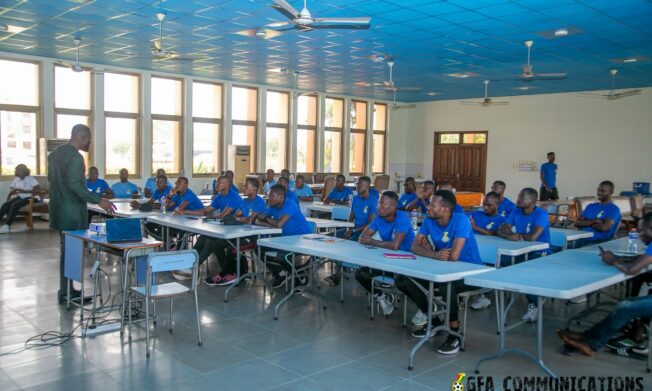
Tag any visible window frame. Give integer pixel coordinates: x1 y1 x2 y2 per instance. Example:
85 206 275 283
150 75 184 176
372 102 387 175
192 80 224 177
296 94 318 173
349 99 368 176
265 89 290 172
231 85 258 171
323 96 344 173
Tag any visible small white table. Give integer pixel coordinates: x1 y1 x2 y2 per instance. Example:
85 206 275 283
475 235 549 266
88 201 160 219
583 236 646 255
550 228 593 250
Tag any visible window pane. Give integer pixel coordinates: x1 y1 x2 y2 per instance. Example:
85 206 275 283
104 73 139 113
373 103 386 132
232 124 255 171
232 87 257 121
152 77 182 116
152 120 181 174
193 82 222 118
266 91 289 124
349 132 365 173
462 133 487 144
324 98 343 128
350 101 367 130
55 66 91 110
0 59 38 106
323 130 341 173
193 122 220 174
265 127 286 172
296 128 315 173
56 114 89 139
1 111 37 175
372 134 385 173
105 117 137 175
439 133 460 144
298 95 317 126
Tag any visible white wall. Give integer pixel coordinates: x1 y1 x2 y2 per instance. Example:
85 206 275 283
400 88 652 200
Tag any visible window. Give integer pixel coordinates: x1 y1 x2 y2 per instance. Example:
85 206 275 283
0 59 39 176
372 103 387 174
438 133 460 144
232 86 257 171
151 76 183 175
192 81 222 175
55 66 92 167
324 97 343 173
265 90 289 172
296 94 317 173
104 72 139 175
463 133 487 144
349 100 367 175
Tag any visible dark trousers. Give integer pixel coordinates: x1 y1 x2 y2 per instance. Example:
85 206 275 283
354 267 387 294
212 237 251 276
0 197 30 226
262 247 309 277
396 277 475 323
539 187 559 201
58 231 76 299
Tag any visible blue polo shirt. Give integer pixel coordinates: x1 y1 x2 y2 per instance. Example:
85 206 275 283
145 177 172 194
419 213 482 264
498 197 516 218
453 204 464 214
398 192 417 210
415 197 430 213
263 179 277 194
294 185 313 198
580 202 621 241
86 179 110 195
111 181 139 198
470 210 505 234
505 207 551 253
327 186 354 203
210 179 239 194
285 189 300 204
210 189 242 215
170 189 204 211
352 194 378 228
369 188 380 200
266 200 312 236
368 211 415 252
646 245 652 256
239 195 266 217
540 162 558 188
152 186 171 201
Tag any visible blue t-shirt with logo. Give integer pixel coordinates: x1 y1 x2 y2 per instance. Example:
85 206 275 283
327 186 354 203
540 162 558 188
210 179 239 194
505 207 551 253
453 204 464 214
86 179 110 195
294 185 313 198
580 202 621 241
145 177 172 194
419 213 482 264
239 195 266 217
111 181 139 198
398 192 417 210
210 189 242 215
352 194 378 228
498 197 516 218
368 211 415 251
470 210 505 234
170 189 204 211
266 200 312 236
152 186 171 201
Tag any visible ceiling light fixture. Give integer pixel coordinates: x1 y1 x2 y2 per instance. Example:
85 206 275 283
513 86 536 91
0 24 26 33
623 58 637 63
427 92 438 96
447 72 477 78
255 28 266 38
554 28 568 37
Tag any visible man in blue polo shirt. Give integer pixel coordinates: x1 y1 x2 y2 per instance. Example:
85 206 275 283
293 174 314 201
437 182 465 214
86 166 113 198
263 169 277 194
355 191 415 315
280 169 295 192
111 168 139 198
397 190 482 355
144 168 172 197
574 180 621 245
407 180 435 213
344 176 377 240
278 176 299 205
470 192 505 236
398 177 418 211
166 177 204 213
138 174 173 240
540 152 559 201
498 187 551 322
236 177 267 223
491 180 516 218
323 174 353 205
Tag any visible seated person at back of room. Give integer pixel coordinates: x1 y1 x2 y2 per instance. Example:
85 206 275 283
343 176 377 240
437 183 464 214
0 164 41 234
398 177 418 210
165 177 205 214
278 176 299 205
293 174 314 202
406 180 435 213
323 174 353 205
280 169 296 192
144 168 171 198
111 168 139 198
186 176 241 217
498 187 551 323
491 180 516 218
354 191 415 314
398 190 482 355
470 192 505 236
236 177 267 223
212 170 239 197
263 169 277 194
86 166 113 198
131 174 171 209
573 180 621 244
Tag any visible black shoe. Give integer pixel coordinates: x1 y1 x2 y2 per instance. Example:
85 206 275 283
272 275 287 289
437 335 461 355
58 290 92 305
411 318 443 338
324 274 340 286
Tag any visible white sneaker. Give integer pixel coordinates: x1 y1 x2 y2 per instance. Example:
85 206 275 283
470 295 491 310
376 293 395 316
522 304 538 322
569 295 587 304
171 268 192 280
411 309 428 326
0 225 10 234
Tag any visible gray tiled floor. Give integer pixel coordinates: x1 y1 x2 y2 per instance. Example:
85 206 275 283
0 222 650 390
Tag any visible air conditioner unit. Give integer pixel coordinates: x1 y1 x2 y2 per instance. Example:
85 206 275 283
227 145 251 189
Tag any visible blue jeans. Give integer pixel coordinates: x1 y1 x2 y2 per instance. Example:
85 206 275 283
584 295 652 350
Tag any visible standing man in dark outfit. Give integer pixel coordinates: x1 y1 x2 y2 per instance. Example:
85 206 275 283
540 152 559 201
49 124 115 304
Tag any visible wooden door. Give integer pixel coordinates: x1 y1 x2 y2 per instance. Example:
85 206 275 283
433 132 488 192
432 144 459 188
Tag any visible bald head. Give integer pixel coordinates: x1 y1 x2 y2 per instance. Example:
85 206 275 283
70 124 92 152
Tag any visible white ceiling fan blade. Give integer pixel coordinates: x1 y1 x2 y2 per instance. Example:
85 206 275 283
610 89 642 98
313 17 371 25
272 0 300 19
266 21 291 28
394 87 422 93
535 72 567 78
152 38 162 51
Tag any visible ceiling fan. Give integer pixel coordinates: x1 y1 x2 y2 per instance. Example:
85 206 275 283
149 12 198 61
55 37 95 73
517 40 567 81
460 80 508 107
234 27 285 40
355 62 421 93
268 68 316 98
577 69 642 100
390 91 416 111
267 0 371 32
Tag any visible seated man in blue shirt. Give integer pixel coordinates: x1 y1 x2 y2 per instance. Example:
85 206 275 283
139 174 172 240
212 170 239 197
491 180 516 218
397 190 482 355
256 184 314 289
144 168 171 198
166 177 205 214
574 180 621 245
280 169 295 192
540 152 559 201
111 168 139 198
398 177 418 211
323 174 353 205
557 212 652 357
86 166 113 198
263 169 277 194
278 176 299 205
354 191 415 315
406 180 435 213
470 192 505 236
437 182 465 214
498 187 551 322
344 176 377 240
293 174 314 202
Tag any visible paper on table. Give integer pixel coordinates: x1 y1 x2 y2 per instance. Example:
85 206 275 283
302 234 343 243
383 253 416 259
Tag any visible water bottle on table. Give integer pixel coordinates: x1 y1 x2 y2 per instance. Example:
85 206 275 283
410 209 418 231
347 194 353 208
160 197 167 214
628 228 638 253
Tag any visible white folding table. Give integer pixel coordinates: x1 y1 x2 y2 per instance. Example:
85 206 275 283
550 227 594 250
475 235 549 266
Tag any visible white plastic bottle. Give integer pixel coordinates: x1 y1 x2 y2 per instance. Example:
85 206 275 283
410 209 418 231
628 228 639 253
347 194 353 208
160 197 167 214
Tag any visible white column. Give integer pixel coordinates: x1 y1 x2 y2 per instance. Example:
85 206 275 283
366 100 374 176
289 92 298 172
183 77 193 178
93 71 105 175
141 72 152 179
257 86 266 172
222 81 233 172
316 93 325 171
342 97 351 177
